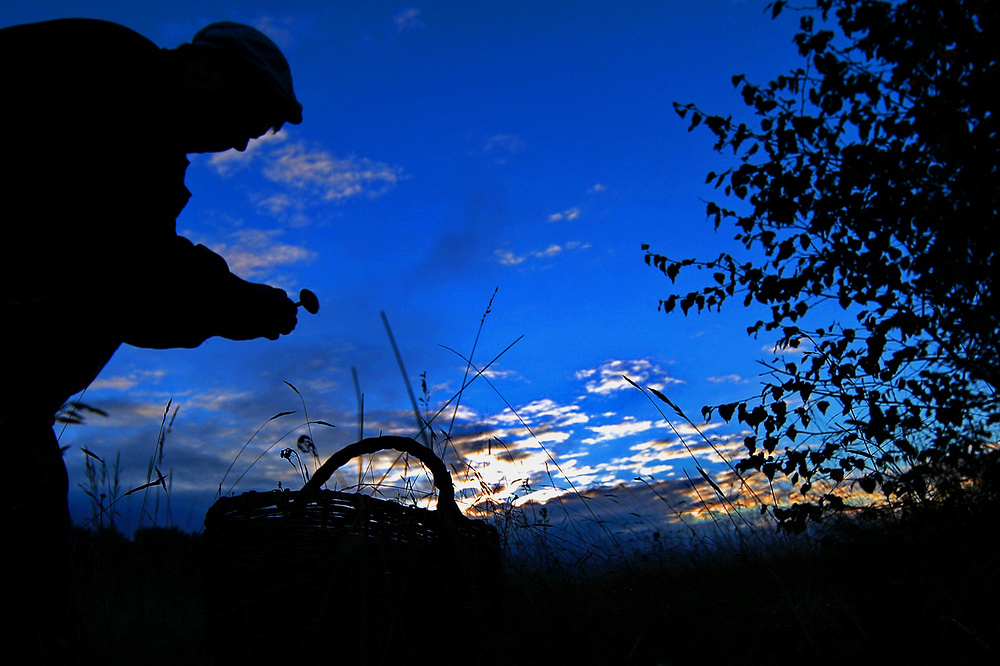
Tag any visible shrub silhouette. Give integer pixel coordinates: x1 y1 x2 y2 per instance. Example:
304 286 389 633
644 0 1000 530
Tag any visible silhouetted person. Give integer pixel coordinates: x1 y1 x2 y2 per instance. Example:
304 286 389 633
0 19 304 664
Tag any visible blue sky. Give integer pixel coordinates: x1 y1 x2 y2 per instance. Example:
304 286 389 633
4 2 809 549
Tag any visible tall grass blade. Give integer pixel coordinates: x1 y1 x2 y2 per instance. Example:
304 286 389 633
626 376 773 549
81 447 104 464
441 345 626 560
216 410 296 498
352 366 365 485
626 375 766 507
224 421 331 495
381 311 431 449
138 400 175 530
351 366 364 442
284 381 321 473
448 287 498 438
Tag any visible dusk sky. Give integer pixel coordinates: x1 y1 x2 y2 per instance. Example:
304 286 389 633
3 1 811 552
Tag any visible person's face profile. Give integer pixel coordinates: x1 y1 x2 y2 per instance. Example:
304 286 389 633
180 51 284 153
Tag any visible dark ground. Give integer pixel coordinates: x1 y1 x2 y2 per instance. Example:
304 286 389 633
70 500 1000 666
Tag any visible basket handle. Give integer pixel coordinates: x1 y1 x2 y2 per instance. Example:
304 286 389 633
301 436 462 520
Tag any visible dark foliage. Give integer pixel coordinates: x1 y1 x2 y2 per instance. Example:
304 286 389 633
644 0 999 530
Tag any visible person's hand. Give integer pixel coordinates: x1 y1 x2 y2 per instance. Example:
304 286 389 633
219 282 298 341
258 284 298 340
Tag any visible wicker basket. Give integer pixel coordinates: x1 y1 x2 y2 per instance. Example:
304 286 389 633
201 436 502 666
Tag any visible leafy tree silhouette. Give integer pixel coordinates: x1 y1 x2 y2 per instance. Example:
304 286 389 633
644 0 999 532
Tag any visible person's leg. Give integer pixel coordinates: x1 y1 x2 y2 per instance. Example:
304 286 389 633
4 415 76 665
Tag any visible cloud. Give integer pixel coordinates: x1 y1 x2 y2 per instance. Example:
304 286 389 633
181 387 258 413
62 394 179 430
587 183 607 194
678 435 745 465
205 228 316 278
581 418 658 445
207 131 286 176
551 438 682 483
483 134 525 155
575 359 684 396
206 134 403 219
476 366 525 382
393 8 425 32
263 142 402 201
627 428 734 465
490 398 589 429
548 207 581 222
493 250 525 266
255 193 295 217
493 241 591 267
479 134 525 164
706 374 751 384
252 15 297 49
534 244 562 258
543 427 738 488
762 336 813 357
90 370 167 391
510 429 572 449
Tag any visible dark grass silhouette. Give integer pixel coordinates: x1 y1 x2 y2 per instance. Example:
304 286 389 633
69 494 999 666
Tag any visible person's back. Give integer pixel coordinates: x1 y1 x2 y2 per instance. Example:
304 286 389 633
1 19 192 420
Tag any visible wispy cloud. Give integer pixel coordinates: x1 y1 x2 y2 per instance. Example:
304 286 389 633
677 435 745 465
483 134 525 155
476 366 525 382
478 134 525 164
90 370 167 391
548 207 581 222
706 373 751 384
393 8 425 32
205 228 316 278
252 15 297 49
762 336 813 356
207 132 286 176
575 359 683 396
627 428 735 465
493 241 591 266
581 418 657 445
263 142 402 201
181 387 259 414
494 250 525 266
206 134 403 220
492 398 590 428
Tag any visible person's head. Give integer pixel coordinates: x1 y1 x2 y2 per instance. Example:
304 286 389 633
175 22 302 153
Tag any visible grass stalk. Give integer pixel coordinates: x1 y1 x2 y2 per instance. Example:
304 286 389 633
381 310 431 450
351 366 364 486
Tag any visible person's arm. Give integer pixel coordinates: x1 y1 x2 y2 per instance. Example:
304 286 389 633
118 236 297 350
